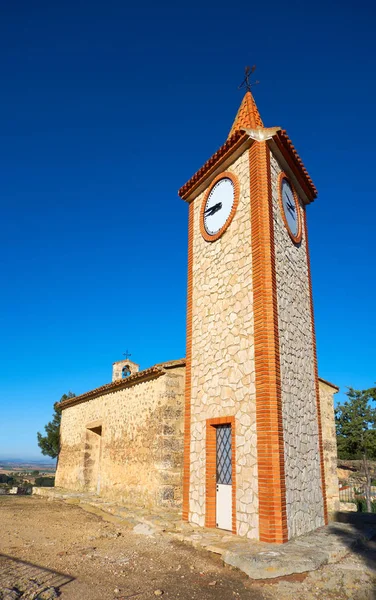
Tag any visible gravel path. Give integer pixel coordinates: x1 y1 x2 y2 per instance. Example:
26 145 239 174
1 496 375 600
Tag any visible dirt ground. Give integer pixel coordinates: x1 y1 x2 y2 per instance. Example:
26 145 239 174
1 496 375 600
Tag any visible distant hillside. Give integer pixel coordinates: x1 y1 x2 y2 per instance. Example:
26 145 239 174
0 459 56 473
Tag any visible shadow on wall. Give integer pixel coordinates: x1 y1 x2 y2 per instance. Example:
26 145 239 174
332 512 376 599
0 553 74 597
83 425 102 493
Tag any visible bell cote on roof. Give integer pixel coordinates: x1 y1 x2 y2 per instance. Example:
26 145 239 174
112 359 140 382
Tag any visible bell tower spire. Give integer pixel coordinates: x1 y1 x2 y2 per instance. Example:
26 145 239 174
179 77 326 544
228 91 264 138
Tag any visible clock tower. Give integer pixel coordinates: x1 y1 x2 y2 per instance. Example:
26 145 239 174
178 91 327 543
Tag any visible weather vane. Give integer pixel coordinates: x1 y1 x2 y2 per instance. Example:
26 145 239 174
123 350 132 360
238 65 259 92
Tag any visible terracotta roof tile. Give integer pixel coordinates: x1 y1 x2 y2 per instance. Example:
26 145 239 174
57 366 165 410
228 91 263 137
58 355 336 409
274 130 317 200
178 130 248 200
154 358 186 369
318 377 339 392
57 359 186 410
179 93 318 204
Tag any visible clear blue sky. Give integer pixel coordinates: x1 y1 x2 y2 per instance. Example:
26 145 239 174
0 0 375 459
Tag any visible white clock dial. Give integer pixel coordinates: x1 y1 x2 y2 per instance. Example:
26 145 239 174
281 178 299 238
203 177 235 236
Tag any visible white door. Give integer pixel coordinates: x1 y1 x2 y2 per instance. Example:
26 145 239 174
216 424 232 531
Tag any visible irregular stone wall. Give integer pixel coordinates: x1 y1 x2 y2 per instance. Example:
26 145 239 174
189 151 259 538
319 379 340 515
56 367 185 508
270 151 325 538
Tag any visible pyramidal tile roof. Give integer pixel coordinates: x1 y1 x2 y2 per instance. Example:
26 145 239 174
227 91 264 137
179 90 317 203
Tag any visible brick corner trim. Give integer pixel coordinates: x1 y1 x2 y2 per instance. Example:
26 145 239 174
249 141 288 544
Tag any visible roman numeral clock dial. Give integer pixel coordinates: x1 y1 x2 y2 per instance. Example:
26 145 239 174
279 174 302 244
200 173 239 242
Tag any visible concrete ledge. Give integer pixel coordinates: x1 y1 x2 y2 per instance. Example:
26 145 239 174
32 488 376 580
223 522 376 579
223 546 328 579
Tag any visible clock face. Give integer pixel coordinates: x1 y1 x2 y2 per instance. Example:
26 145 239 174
203 177 235 237
280 177 301 242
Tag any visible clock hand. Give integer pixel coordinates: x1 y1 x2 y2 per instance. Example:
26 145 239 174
204 202 222 217
285 198 296 219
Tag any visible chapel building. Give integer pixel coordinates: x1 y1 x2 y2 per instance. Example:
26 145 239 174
55 91 340 543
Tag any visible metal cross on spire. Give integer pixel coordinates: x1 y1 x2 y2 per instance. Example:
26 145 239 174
123 350 132 360
238 65 259 92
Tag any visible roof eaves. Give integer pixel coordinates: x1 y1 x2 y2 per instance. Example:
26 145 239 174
318 376 340 392
153 358 186 369
58 366 165 410
178 130 249 201
271 130 317 203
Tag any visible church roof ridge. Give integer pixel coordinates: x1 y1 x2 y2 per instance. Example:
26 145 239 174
57 355 337 410
57 359 186 410
154 358 186 369
57 366 165 410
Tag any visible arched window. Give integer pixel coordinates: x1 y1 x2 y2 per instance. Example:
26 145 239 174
122 365 131 378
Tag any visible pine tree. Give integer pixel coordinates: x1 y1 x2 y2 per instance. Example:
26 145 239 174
335 386 376 512
37 392 75 461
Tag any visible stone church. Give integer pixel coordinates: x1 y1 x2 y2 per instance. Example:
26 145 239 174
55 91 340 544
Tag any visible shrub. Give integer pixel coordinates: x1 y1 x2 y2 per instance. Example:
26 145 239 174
356 497 376 513
0 474 14 485
34 476 55 487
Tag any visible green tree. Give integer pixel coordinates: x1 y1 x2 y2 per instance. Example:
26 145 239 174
37 392 75 461
335 386 376 512
35 476 55 487
0 474 13 485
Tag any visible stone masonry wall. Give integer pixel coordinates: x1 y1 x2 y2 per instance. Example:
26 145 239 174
189 151 259 539
319 379 340 515
56 367 185 508
270 151 325 538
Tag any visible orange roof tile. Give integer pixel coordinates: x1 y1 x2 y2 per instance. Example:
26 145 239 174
57 359 186 410
228 91 263 137
178 130 248 200
273 130 317 201
179 93 317 204
57 355 336 409
57 366 165 410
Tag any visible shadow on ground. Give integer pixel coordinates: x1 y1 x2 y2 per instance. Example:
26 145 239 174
0 553 74 599
331 512 376 599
